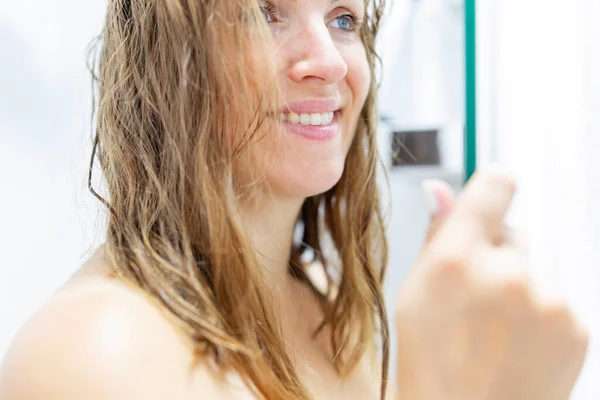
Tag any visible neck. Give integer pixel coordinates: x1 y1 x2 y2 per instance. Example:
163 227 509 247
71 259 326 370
242 192 305 288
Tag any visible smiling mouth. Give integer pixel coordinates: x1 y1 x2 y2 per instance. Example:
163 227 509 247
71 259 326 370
277 111 336 126
275 111 340 142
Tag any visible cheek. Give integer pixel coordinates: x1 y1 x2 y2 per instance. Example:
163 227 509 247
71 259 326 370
344 47 371 115
340 48 370 148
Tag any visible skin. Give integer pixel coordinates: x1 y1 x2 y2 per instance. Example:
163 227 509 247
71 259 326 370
0 0 395 399
242 0 371 287
396 171 589 400
259 0 369 199
0 0 589 399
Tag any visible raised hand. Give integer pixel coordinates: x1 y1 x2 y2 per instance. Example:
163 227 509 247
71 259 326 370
394 168 589 400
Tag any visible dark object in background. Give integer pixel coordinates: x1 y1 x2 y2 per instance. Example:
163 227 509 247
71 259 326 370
391 129 440 167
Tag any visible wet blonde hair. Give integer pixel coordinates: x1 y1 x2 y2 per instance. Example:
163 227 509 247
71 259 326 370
88 0 389 398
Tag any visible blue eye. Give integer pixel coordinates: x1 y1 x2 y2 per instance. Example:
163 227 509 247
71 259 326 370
329 14 356 31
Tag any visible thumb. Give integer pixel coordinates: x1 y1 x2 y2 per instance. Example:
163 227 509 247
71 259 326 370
422 179 456 244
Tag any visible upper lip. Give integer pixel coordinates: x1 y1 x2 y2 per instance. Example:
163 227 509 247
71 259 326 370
281 98 342 114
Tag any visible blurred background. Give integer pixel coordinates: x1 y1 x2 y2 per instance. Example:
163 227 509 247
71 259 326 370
0 0 598 397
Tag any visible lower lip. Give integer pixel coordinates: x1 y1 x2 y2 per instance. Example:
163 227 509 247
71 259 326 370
278 113 340 142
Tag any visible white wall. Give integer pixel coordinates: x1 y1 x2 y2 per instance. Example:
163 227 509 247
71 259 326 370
0 1 107 355
477 1 600 398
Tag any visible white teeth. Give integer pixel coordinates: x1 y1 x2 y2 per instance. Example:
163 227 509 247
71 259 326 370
300 113 311 125
310 113 322 125
287 112 300 124
281 111 335 126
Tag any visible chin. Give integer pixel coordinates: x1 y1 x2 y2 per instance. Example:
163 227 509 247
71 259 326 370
268 157 346 199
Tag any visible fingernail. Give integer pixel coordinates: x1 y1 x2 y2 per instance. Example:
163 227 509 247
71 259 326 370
422 179 440 216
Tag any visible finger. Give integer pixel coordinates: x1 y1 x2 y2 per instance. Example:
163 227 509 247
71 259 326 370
499 226 530 254
422 179 456 244
432 166 517 254
472 245 530 288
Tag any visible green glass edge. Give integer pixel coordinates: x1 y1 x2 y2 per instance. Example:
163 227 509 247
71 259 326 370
465 0 477 184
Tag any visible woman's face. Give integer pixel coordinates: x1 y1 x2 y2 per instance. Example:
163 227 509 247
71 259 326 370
257 0 370 198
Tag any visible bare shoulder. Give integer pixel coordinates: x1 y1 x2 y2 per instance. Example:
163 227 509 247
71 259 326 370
0 273 250 399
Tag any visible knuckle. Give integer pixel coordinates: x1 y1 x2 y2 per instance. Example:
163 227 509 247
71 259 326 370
497 276 532 309
537 303 590 355
502 275 530 295
428 244 470 268
420 248 472 301
429 249 469 280
540 298 571 318
538 300 575 330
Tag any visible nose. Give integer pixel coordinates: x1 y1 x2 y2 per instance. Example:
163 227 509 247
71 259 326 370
286 20 348 85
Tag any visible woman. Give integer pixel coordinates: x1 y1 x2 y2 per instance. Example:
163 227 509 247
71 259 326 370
0 0 589 399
